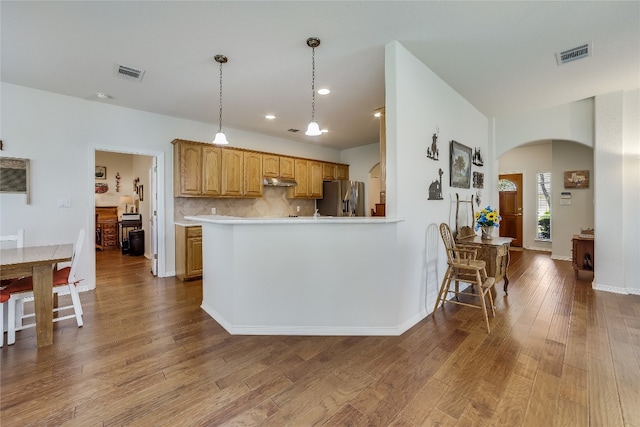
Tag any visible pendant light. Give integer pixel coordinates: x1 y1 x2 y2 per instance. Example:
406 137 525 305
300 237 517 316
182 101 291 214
212 54 229 145
305 37 322 136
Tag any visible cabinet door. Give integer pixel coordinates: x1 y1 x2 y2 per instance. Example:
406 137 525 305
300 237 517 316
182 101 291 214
336 164 349 180
263 154 279 177
244 152 263 197
290 159 309 197
202 146 222 196
187 236 203 277
309 161 323 198
176 142 202 196
322 163 336 180
221 149 244 196
280 156 295 179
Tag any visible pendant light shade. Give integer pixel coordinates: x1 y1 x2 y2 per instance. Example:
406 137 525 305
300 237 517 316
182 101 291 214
305 37 322 137
213 54 229 145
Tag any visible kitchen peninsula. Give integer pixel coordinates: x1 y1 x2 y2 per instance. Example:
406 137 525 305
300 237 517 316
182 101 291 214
184 215 404 336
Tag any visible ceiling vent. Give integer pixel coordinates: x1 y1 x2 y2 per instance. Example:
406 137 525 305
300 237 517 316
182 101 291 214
556 42 591 65
287 128 300 133
114 63 145 81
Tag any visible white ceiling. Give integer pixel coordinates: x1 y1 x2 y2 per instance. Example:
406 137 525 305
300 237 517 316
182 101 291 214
2 1 638 150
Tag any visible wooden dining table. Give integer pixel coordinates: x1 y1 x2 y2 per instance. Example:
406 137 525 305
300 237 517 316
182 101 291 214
0 243 73 347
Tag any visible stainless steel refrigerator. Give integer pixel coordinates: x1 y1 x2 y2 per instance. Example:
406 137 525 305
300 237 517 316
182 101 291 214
316 180 365 217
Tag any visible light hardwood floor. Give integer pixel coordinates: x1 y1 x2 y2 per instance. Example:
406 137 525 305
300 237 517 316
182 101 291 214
1 248 638 426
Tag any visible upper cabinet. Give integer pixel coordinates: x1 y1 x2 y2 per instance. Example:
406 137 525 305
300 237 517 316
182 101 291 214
172 139 347 199
287 159 323 199
173 140 224 197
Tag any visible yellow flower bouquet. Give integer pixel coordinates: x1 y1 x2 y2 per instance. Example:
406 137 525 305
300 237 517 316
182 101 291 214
474 206 501 230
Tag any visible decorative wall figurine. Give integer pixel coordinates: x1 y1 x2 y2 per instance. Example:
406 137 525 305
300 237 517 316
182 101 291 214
428 168 444 200
427 126 440 160
475 190 482 207
472 147 484 166
134 177 140 193
115 172 121 192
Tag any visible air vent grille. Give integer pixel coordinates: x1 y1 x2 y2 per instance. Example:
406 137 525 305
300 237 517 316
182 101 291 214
556 43 591 65
115 64 145 81
287 128 300 133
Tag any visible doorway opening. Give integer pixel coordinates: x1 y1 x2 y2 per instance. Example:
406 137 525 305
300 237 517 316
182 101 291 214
90 146 165 289
498 173 523 247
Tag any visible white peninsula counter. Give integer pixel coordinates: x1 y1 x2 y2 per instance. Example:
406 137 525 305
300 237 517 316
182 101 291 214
184 215 404 336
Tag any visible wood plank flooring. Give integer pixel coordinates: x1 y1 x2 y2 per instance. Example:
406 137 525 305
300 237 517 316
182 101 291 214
1 249 639 426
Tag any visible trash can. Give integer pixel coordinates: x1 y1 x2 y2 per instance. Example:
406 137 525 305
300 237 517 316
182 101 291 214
128 229 144 256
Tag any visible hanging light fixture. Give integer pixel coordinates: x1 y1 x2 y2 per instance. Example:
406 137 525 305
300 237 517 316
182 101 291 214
212 54 229 145
305 37 322 136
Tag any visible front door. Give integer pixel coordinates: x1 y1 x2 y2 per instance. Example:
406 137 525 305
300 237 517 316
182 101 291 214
499 173 523 247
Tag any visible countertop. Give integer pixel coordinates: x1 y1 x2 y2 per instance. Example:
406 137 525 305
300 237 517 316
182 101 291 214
184 215 403 225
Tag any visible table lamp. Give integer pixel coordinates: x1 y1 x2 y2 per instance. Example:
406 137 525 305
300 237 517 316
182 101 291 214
119 195 133 213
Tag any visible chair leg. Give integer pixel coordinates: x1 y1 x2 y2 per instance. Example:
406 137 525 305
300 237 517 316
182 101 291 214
434 268 453 311
68 285 83 327
476 271 491 333
7 296 17 345
0 302 4 347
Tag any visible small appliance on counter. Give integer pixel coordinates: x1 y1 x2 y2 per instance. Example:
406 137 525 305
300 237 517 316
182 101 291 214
316 180 365 217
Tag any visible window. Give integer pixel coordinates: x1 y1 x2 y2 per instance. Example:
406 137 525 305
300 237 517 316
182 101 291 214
537 172 551 240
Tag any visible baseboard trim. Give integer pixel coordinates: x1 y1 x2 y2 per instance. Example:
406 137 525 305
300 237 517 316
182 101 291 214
200 302 423 336
593 283 630 295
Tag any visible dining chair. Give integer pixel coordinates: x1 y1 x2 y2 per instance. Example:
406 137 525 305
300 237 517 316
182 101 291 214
0 229 24 347
5 229 85 345
434 222 496 333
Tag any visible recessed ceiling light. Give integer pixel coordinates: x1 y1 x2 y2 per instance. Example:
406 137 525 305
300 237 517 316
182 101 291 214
265 114 276 120
96 92 112 99
320 129 328 133
374 111 381 118
317 88 330 95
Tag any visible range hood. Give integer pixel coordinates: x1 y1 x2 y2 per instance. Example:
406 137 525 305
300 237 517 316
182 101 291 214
263 177 297 187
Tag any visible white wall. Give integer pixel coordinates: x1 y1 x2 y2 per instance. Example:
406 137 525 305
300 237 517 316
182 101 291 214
0 83 344 287
494 90 640 295
551 141 594 260
386 41 490 324
498 142 553 251
498 141 594 257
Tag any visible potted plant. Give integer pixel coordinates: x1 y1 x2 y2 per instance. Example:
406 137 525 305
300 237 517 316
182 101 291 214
474 206 501 239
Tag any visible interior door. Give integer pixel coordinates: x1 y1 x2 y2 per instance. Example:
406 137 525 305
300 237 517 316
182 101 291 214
499 173 523 247
149 158 158 276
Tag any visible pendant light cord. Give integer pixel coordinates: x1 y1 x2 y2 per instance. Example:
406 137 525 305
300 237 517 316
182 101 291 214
218 59 224 133
310 45 316 121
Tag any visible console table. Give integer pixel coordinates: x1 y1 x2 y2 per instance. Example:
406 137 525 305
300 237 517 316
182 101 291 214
457 235 513 294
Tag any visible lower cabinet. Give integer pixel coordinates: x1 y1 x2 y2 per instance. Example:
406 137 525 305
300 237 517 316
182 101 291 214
175 225 202 281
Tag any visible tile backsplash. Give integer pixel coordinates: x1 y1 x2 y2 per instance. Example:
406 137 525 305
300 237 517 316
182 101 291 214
174 187 316 220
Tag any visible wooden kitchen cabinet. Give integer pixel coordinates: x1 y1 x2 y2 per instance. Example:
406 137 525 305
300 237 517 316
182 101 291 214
221 148 243 197
336 164 349 180
287 159 322 199
280 156 295 179
263 154 279 177
175 225 202 281
244 151 263 197
173 140 221 197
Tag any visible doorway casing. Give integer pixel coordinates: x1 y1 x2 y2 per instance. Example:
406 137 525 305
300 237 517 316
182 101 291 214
89 145 166 289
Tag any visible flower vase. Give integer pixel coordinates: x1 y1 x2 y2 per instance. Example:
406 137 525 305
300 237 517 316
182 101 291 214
481 225 494 240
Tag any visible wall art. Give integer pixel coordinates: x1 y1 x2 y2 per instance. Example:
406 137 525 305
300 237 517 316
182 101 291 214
472 147 484 166
0 156 30 204
563 170 589 188
428 168 444 200
95 166 107 180
473 171 484 188
427 126 440 160
449 140 472 189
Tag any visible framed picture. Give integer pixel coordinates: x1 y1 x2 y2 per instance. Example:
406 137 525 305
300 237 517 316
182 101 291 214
564 170 589 188
95 166 107 180
450 140 472 188
473 171 484 188
139 185 144 201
